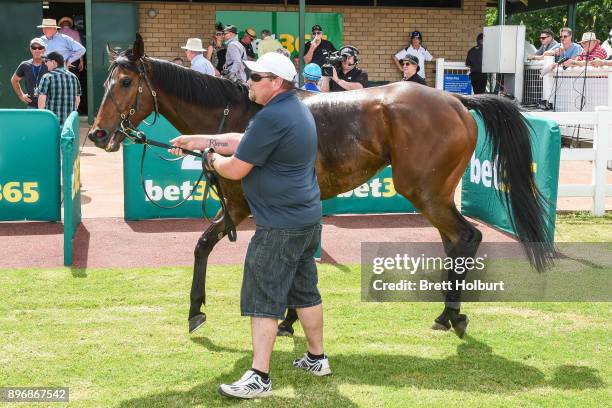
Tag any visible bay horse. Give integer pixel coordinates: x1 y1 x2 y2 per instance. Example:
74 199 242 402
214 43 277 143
88 35 554 338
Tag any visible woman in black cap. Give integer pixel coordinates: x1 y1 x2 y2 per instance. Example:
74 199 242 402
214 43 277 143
394 30 433 80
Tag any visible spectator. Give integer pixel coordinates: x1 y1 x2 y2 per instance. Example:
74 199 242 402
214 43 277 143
320 45 368 92
394 31 433 79
221 24 247 83
38 51 81 126
11 38 48 109
303 24 336 67
240 27 257 61
302 63 321 92
172 57 184 66
601 28 612 57
545 27 581 61
400 55 427 85
465 33 486 94
181 38 215 76
258 29 282 57
564 32 608 68
206 22 225 75
37 18 85 71
58 16 85 75
528 29 560 60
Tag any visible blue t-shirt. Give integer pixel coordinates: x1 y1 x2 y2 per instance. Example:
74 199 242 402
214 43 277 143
235 90 321 228
302 82 320 93
557 43 582 60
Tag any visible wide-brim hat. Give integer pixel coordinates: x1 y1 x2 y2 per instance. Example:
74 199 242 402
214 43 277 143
181 38 205 52
579 32 599 43
58 16 73 27
244 52 296 82
245 27 257 38
37 18 60 28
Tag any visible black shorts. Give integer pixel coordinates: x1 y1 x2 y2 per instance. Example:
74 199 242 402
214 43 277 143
240 223 322 319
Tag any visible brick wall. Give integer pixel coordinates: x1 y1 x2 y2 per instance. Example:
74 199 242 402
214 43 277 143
137 1 487 85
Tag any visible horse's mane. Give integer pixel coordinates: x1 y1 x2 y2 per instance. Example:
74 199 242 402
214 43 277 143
113 52 251 109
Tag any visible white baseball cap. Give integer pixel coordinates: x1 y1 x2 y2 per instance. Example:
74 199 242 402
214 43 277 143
244 52 296 82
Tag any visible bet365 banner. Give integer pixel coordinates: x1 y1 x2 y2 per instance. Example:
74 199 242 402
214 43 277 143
461 113 560 239
216 11 342 58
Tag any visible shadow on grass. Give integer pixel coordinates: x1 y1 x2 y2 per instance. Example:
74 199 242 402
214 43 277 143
117 335 604 407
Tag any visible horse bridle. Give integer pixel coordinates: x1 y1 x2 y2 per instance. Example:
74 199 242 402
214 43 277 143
104 56 237 242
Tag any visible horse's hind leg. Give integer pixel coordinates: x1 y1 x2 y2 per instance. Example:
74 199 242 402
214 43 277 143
422 202 481 338
277 308 299 336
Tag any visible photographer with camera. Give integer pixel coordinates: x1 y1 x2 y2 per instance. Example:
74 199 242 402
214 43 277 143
304 24 337 67
320 45 368 93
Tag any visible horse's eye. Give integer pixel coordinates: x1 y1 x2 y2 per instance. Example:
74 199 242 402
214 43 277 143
121 78 132 87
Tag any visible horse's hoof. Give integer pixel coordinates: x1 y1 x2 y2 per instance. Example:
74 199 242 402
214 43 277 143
451 314 469 339
277 325 294 337
188 313 207 334
432 320 451 331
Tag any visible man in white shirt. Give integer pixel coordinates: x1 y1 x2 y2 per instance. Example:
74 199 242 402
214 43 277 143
602 28 612 58
393 31 433 79
181 38 215 76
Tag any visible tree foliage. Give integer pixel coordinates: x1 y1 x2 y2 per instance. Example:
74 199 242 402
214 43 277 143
485 0 612 46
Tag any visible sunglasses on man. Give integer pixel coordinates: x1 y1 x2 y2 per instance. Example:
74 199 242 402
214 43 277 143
31 46 45 50
249 73 277 82
402 62 415 67
539 36 550 40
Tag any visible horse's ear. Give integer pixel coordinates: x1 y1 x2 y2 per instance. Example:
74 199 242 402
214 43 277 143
132 33 145 60
106 43 118 61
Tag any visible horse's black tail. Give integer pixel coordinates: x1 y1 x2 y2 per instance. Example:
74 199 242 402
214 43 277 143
456 94 555 271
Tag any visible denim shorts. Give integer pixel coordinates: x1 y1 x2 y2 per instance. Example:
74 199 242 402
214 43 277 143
241 223 322 319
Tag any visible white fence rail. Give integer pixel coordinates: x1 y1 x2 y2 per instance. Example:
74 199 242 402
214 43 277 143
528 107 612 216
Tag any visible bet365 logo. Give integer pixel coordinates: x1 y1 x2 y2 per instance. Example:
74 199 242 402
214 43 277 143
469 153 537 192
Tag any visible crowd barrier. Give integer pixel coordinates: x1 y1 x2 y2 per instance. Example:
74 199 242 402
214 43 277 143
462 113 560 238
61 112 82 266
0 110 61 221
0 109 81 266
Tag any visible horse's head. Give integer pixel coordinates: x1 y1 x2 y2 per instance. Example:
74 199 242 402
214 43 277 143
88 34 157 152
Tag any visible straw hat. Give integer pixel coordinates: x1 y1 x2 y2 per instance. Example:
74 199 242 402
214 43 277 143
58 16 74 27
579 32 600 43
180 38 205 52
37 18 60 28
245 27 257 38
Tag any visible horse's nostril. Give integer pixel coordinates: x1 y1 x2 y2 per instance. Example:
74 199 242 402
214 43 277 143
95 129 107 139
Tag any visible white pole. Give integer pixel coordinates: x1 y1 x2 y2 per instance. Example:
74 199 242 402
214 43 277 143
436 58 445 90
593 106 610 215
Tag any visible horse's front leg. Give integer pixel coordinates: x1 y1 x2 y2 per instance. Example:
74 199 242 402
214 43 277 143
189 202 249 333
188 218 226 333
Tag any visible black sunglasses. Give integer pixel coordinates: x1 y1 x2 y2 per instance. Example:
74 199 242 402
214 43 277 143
402 62 414 66
249 73 276 82
31 46 45 50
540 36 549 40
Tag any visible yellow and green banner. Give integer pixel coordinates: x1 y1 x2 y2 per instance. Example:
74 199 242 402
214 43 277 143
216 10 343 58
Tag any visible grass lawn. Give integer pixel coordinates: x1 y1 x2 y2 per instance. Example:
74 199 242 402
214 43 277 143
0 214 610 407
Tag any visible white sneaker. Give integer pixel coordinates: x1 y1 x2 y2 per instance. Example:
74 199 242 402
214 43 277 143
218 370 272 399
293 353 332 376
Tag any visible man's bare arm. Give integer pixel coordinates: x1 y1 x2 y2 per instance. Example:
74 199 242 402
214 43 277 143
169 132 244 156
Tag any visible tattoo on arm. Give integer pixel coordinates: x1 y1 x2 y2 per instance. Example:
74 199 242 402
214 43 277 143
208 139 229 148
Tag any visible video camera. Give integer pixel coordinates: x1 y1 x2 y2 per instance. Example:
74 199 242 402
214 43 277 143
321 50 344 77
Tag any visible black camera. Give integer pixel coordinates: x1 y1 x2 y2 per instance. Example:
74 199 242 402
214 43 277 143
321 51 344 77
